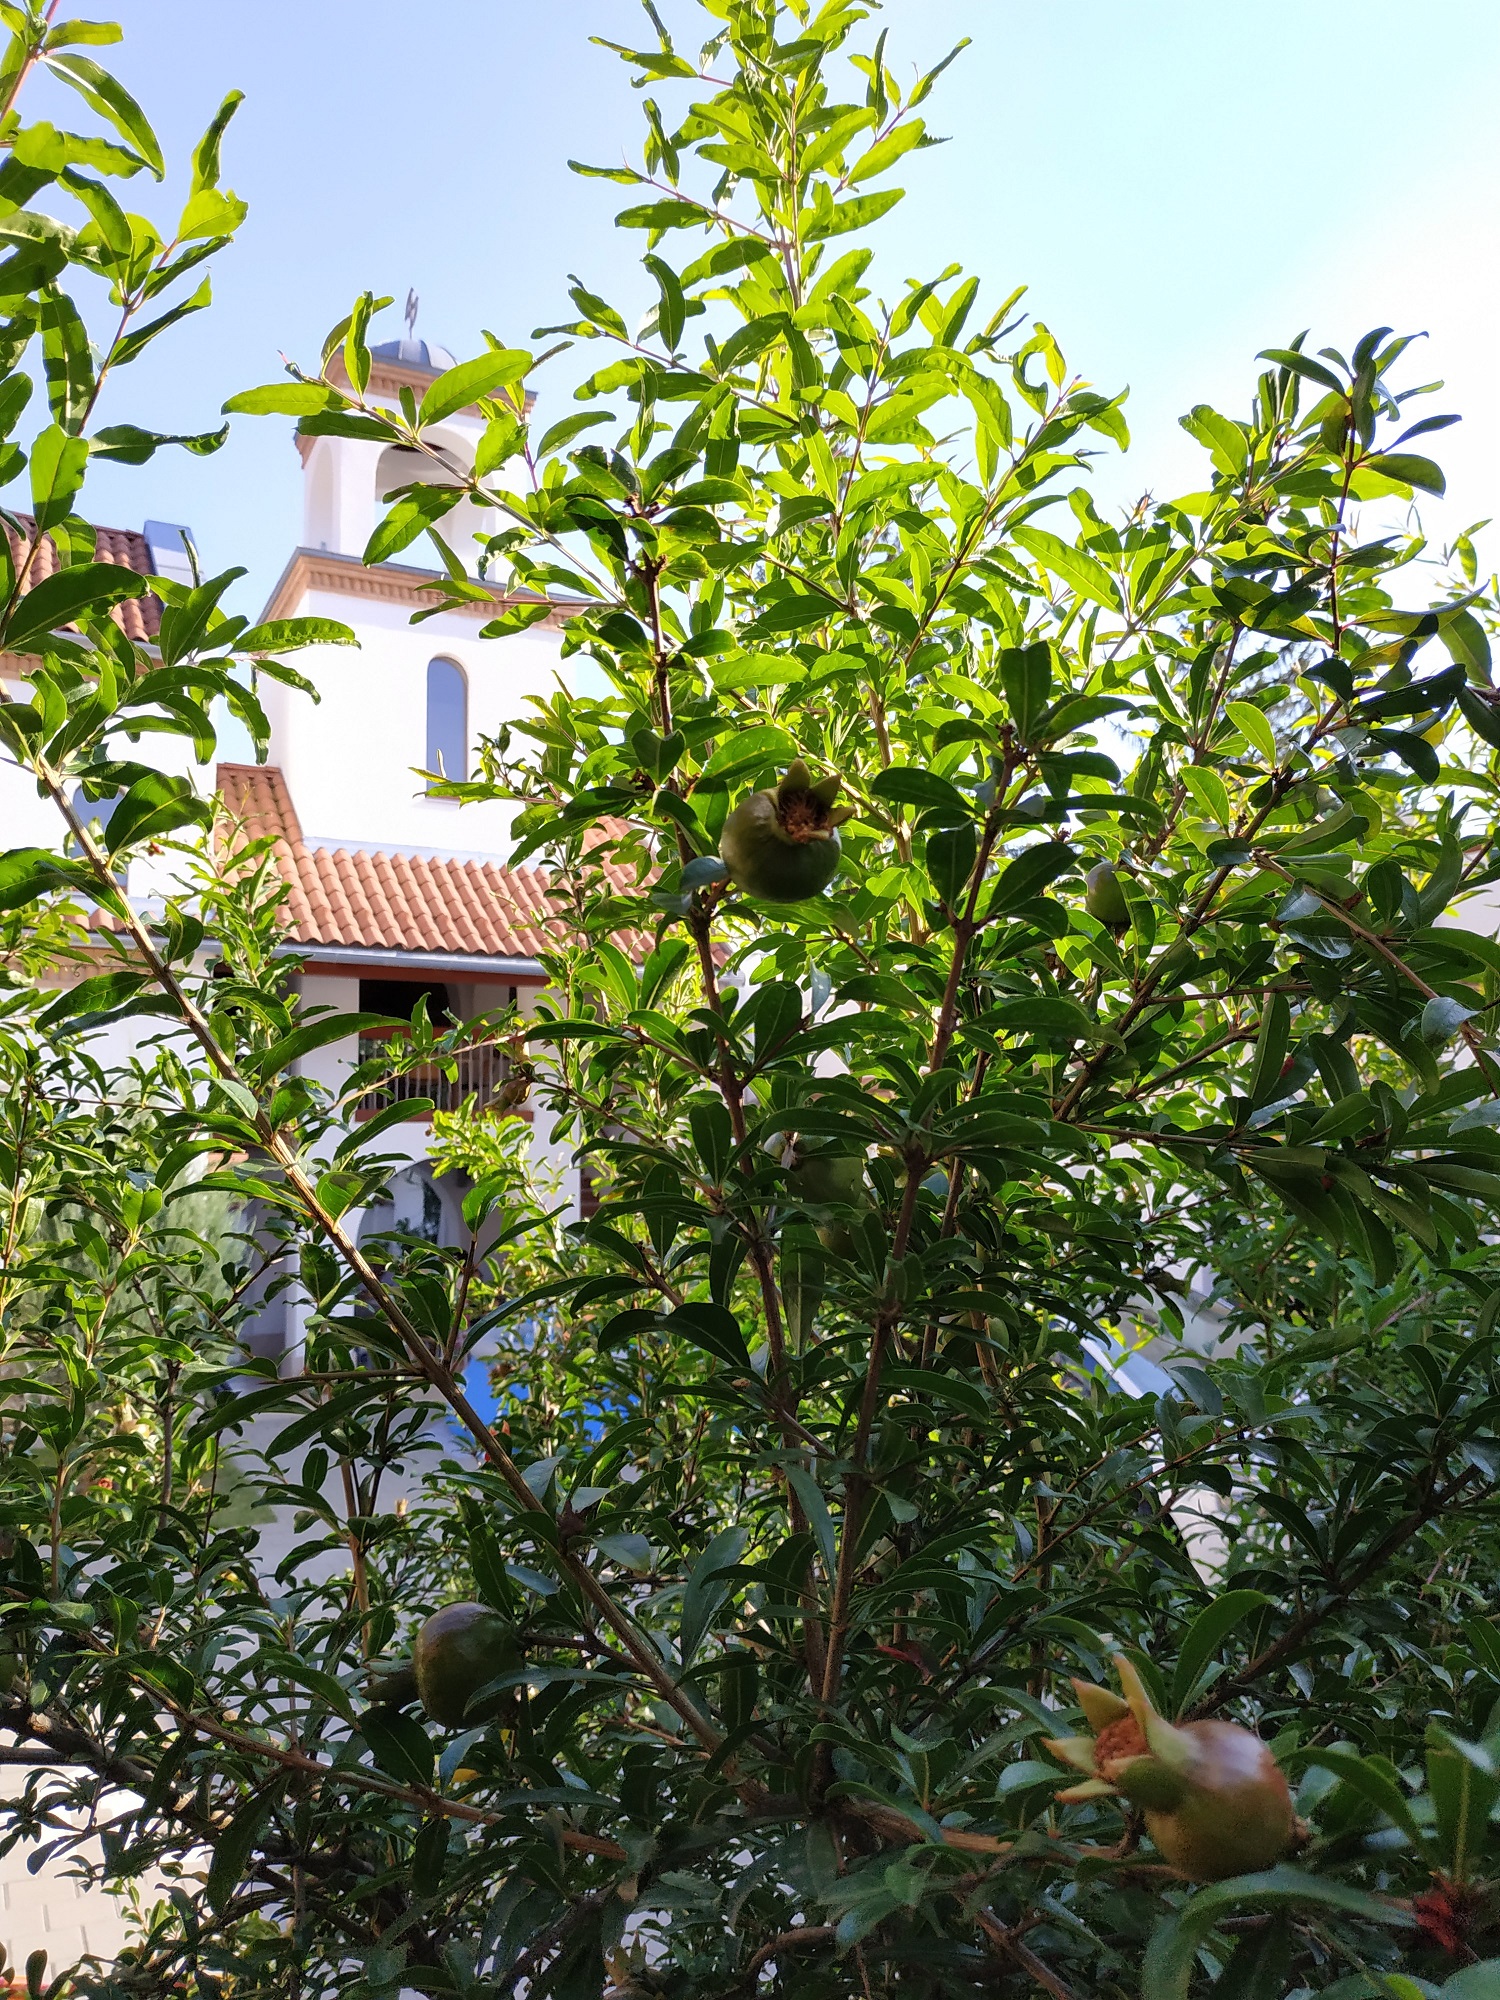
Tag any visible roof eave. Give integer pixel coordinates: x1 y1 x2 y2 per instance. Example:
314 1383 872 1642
279 941 545 980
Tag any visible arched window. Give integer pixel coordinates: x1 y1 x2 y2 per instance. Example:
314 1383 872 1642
426 658 467 787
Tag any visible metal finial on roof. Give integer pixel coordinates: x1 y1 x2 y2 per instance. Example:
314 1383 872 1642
405 289 419 339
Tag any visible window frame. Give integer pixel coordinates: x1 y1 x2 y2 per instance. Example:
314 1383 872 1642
424 656 468 791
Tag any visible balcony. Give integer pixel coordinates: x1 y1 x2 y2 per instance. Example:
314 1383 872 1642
355 1033 524 1121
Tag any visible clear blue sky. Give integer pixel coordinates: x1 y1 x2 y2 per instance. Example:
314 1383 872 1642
51 1 1500 614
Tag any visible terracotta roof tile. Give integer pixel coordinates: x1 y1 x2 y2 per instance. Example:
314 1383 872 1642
4 515 162 643
216 763 646 963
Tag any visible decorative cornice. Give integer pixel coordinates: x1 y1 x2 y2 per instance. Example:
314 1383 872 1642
259 546 587 631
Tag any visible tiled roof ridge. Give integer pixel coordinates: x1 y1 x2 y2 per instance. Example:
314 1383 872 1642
215 763 647 962
3 513 162 644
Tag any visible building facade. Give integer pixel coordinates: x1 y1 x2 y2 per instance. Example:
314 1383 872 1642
0 335 596 1368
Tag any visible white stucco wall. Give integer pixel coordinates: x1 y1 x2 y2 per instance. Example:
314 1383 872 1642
0 661 222 900
257 585 565 859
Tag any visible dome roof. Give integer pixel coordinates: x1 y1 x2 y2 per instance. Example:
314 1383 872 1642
371 336 457 375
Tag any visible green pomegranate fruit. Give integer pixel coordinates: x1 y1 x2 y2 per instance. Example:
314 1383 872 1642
1046 1654 1297 1881
366 1657 419 1709
786 1146 868 1255
1084 859 1132 932
720 760 852 903
413 1602 518 1729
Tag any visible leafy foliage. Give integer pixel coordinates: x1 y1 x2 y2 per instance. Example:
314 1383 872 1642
7 2 1500 1997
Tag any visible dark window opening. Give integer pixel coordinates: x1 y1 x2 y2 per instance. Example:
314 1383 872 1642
359 978 455 1028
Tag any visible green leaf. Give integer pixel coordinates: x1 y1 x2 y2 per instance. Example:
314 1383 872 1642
680 1525 748 1664
1442 606 1491 680
785 1465 836 1573
365 485 462 565
176 186 246 244
40 285 93 428
1301 1745 1428 1849
1013 524 1122 611
1257 346 1344 393
361 1709 434 1789
44 21 124 49
222 381 339 417
35 969 146 1027
11 121 146 180
537 410 613 456
1247 993 1290 1108
0 218 72 301
62 164 132 259
104 772 211 852
882 1366 989 1420
615 198 708 234
644 253 685 351
1227 701 1277 762
157 566 244 665
1143 1868 1412 2000
1000 640 1052 741
43 51 164 178
1169 1589 1270 1714
1427 1727 1500 1881
803 187 903 242
1421 994 1476 1046
0 846 88 910
664 1301 751 1373
237 617 356 655
741 594 834 639
253 1012 403 1080
1210 1916 1293 2000
1370 726 1440 782
989 995 1093 1039
1181 403 1249 477
90 421 228 464
205 1786 281 1915
191 89 244 194
848 120 925 184
1363 451 1445 496
1457 686 1500 750
28 421 88 529
1441 1964 1500 2000
417 348 531 428
473 409 525 478
2 561 145 652
869 767 971 826
926 823 976 907
986 842 1076 912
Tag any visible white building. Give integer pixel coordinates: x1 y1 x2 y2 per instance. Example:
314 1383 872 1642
0 333 601 1367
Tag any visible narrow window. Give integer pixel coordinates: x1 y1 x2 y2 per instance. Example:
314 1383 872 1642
425 658 467 788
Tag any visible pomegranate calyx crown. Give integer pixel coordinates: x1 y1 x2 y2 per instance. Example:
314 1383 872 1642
1042 1733 1101 1777
1072 1676 1131 1732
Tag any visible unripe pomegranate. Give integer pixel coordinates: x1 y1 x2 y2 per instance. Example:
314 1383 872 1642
1045 1655 1296 1881
366 1656 419 1709
1084 859 1132 932
720 760 852 902
413 1602 518 1729
786 1145 868 1254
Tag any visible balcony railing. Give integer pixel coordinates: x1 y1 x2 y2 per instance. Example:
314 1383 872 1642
355 1033 521 1120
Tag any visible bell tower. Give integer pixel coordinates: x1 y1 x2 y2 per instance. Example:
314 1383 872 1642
297 323 499 573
